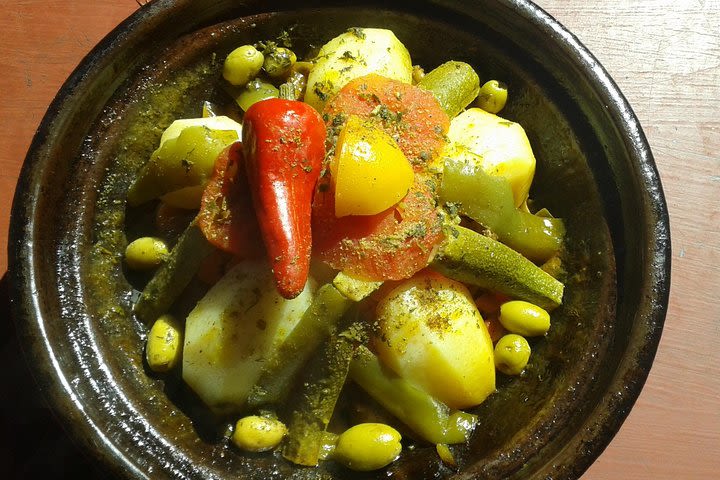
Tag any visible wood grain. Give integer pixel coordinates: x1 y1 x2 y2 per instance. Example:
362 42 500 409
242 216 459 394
1 1 718 478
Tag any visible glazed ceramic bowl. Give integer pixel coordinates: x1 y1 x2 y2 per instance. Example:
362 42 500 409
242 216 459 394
9 0 670 479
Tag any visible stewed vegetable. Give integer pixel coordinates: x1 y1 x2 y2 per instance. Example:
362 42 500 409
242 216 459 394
123 26 567 473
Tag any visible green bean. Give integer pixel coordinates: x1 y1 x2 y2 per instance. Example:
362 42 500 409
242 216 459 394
263 47 297 78
246 283 353 409
441 156 564 262
232 415 287 452
333 423 402 471
499 300 551 336
145 314 182 373
281 322 364 466
418 61 480 118
349 346 477 445
234 79 279 111
133 219 215 324
431 225 564 310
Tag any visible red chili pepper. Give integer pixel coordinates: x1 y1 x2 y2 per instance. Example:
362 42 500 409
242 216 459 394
242 98 326 299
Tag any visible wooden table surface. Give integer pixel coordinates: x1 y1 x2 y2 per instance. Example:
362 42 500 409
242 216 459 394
1 1 718 478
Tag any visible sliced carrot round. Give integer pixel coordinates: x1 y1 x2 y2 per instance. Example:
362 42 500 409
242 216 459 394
312 172 445 281
323 73 449 169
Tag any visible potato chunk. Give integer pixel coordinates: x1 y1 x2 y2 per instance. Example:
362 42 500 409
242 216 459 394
305 28 412 111
182 261 315 414
443 108 536 207
373 271 495 409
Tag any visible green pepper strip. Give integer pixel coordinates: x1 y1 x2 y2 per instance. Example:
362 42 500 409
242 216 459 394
133 219 215 324
440 156 564 263
418 61 480 119
349 346 477 445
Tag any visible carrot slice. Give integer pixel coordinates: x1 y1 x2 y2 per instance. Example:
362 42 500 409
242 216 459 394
313 74 449 281
322 73 449 169
312 172 445 281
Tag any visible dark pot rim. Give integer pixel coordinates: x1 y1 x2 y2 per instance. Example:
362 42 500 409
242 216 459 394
8 1 671 479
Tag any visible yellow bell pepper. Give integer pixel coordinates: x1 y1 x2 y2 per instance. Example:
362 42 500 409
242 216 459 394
331 115 414 217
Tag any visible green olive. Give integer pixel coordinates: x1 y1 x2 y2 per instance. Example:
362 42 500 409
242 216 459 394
498 300 550 336
494 333 531 375
223 45 264 86
125 236 168 270
477 79 508 114
334 423 402 471
231 415 287 452
234 78 279 111
263 47 297 78
145 314 182 373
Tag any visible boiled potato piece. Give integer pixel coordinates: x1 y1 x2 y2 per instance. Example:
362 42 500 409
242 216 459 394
183 261 315 415
305 28 412 111
443 108 536 207
373 271 495 409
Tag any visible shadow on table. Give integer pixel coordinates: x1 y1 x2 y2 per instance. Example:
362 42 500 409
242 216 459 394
0 272 103 479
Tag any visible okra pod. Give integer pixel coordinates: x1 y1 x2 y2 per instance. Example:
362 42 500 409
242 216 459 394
432 225 564 310
133 219 215 324
246 283 353 408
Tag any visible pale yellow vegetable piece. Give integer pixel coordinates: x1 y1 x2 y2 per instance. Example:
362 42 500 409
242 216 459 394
159 115 242 146
436 443 457 467
331 116 414 217
373 271 496 410
159 185 207 210
128 116 243 208
232 415 287 452
305 28 412 111
332 271 382 302
443 107 536 207
125 236 169 270
182 261 316 415
334 423 402 471
145 314 183 373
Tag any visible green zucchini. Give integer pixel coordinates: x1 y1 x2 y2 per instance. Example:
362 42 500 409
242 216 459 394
133 219 215 324
441 156 565 262
281 322 365 466
432 225 564 310
349 346 477 445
